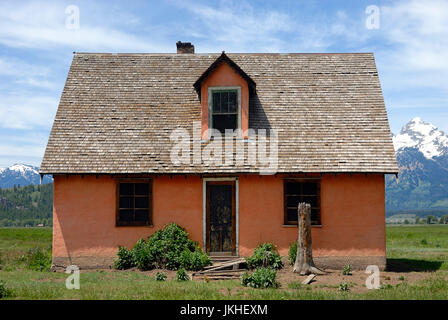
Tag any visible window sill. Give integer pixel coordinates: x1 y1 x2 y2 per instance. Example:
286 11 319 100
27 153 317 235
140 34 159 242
282 224 322 228
116 224 154 228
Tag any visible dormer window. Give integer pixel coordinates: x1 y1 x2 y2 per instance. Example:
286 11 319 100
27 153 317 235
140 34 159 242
209 87 241 134
194 52 255 140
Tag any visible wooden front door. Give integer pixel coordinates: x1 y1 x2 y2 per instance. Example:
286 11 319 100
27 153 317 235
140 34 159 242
206 181 236 255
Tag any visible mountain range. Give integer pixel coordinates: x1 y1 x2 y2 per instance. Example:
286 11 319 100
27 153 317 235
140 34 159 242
0 164 52 188
386 117 448 214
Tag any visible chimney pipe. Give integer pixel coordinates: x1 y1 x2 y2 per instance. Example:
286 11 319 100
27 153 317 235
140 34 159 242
176 41 195 54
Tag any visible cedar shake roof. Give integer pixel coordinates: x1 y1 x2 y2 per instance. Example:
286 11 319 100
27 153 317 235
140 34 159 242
193 52 256 96
40 52 398 175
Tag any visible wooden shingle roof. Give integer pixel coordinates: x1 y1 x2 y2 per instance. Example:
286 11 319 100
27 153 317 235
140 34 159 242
40 52 398 174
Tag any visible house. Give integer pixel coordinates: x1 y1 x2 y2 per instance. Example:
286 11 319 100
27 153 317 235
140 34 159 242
40 42 398 270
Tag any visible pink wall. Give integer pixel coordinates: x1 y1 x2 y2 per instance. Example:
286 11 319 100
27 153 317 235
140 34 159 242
238 174 386 257
53 174 385 262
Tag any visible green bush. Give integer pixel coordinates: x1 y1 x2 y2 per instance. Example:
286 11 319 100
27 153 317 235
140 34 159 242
0 280 12 298
342 264 352 276
241 267 279 289
21 247 51 271
114 223 211 271
288 242 297 265
175 268 190 281
180 249 212 271
246 243 283 270
113 246 135 270
155 272 167 281
132 239 154 271
338 282 349 291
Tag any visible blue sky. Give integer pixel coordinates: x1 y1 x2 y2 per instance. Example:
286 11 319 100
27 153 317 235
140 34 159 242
0 0 447 167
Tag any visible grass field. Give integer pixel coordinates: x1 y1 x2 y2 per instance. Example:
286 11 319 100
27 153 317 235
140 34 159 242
0 225 447 300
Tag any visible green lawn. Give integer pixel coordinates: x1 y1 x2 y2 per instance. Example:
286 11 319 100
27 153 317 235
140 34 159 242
387 225 448 271
0 226 447 300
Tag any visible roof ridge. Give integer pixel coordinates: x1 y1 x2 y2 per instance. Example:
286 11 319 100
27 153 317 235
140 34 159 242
73 52 373 56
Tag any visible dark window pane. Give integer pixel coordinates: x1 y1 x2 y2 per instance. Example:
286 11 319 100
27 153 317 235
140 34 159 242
287 209 298 222
135 210 149 222
228 91 237 112
119 210 133 222
135 197 149 208
311 208 320 224
213 92 221 113
213 114 237 133
222 92 229 112
285 180 321 225
119 183 133 196
302 196 317 208
286 195 300 207
119 197 133 209
302 182 317 195
286 182 300 195
135 183 149 195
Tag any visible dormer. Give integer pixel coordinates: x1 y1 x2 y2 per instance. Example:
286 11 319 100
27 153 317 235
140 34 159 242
194 52 256 139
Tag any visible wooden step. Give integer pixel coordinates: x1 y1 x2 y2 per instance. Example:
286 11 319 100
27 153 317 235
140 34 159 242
210 255 239 262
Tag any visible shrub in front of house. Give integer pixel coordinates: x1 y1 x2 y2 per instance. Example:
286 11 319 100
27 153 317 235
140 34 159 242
241 267 279 289
175 268 190 281
114 246 135 270
132 239 154 271
246 242 283 270
114 223 212 271
288 242 297 265
180 249 213 271
155 271 167 281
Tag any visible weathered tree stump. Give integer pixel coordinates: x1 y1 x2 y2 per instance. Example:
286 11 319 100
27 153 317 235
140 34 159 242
293 202 325 275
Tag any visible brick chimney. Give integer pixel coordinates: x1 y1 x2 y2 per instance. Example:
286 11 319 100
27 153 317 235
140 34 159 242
176 41 195 54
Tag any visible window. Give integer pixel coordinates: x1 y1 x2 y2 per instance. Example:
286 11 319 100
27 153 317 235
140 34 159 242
284 179 321 225
116 180 152 226
209 88 240 134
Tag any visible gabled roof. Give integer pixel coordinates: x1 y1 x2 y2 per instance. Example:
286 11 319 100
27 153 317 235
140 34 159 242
193 51 256 95
40 52 398 175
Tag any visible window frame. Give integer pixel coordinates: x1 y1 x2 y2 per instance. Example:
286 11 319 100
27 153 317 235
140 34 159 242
283 178 321 226
116 179 153 227
207 86 241 137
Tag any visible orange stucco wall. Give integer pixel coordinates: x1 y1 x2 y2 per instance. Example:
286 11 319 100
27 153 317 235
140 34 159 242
53 175 203 258
200 62 249 139
53 174 385 261
238 174 386 257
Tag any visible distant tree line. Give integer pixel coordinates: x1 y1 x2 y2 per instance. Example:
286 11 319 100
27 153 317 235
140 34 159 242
399 215 448 225
0 183 53 227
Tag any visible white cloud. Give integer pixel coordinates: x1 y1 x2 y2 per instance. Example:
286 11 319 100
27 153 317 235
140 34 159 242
380 0 448 89
0 94 58 130
172 0 299 52
0 1 170 52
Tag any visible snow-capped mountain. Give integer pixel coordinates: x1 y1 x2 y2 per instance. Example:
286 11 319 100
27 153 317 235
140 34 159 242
386 117 448 212
0 164 52 188
393 117 448 159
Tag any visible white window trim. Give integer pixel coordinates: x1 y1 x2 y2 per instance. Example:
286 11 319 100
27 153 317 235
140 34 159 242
207 86 241 138
202 177 239 256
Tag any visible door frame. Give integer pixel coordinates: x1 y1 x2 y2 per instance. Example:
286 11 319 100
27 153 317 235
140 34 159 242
203 177 239 256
